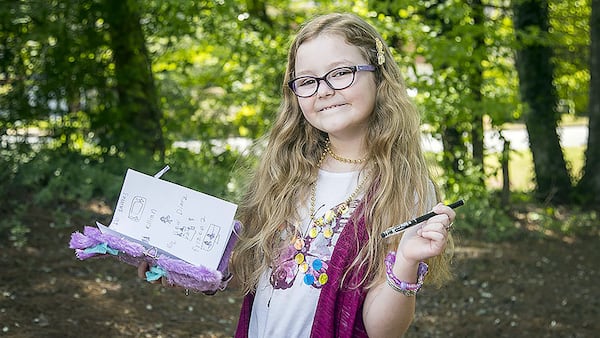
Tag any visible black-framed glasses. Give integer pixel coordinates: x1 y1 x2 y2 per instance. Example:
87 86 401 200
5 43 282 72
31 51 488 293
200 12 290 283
288 64 376 98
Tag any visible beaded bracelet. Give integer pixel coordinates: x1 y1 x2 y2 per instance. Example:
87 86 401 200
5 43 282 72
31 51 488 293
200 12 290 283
384 251 428 297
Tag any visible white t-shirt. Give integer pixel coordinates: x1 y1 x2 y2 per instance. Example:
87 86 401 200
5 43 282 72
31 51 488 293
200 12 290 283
248 169 363 338
247 170 437 337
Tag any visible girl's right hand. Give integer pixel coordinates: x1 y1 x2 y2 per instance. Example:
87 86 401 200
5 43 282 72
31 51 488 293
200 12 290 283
396 203 455 264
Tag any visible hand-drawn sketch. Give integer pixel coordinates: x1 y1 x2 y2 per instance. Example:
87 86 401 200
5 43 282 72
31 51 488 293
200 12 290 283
128 196 146 221
201 224 221 251
173 224 200 241
144 246 160 259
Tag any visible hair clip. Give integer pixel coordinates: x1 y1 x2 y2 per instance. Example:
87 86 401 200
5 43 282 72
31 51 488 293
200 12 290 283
375 38 386 65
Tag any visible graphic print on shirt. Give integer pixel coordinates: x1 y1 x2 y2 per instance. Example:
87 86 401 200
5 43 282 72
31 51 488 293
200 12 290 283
269 199 359 289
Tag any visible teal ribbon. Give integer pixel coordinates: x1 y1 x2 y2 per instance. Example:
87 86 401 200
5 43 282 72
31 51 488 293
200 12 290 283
145 266 167 282
83 242 119 256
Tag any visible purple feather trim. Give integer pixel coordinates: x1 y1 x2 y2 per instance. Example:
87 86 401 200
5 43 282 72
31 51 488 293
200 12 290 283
68 221 241 292
156 256 223 290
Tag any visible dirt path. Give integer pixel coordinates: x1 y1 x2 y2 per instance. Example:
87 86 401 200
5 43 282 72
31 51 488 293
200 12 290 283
1 219 598 337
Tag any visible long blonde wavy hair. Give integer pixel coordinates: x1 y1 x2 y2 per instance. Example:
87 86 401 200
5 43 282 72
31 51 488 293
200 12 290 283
231 13 453 295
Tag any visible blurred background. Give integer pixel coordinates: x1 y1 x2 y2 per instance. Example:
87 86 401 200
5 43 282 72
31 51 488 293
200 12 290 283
1 0 598 337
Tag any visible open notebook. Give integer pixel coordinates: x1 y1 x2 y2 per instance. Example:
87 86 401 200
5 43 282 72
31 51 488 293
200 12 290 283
70 166 239 291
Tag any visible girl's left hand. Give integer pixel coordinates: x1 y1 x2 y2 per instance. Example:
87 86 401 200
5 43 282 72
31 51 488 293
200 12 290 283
396 203 455 264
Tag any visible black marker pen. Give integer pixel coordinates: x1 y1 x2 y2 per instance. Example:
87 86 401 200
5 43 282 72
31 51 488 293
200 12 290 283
380 199 465 239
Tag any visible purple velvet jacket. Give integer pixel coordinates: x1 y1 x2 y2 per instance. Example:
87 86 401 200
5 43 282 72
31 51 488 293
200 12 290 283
234 202 370 338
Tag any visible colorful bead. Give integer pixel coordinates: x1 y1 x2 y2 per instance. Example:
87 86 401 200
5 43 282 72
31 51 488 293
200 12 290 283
299 262 309 273
338 203 349 215
294 253 304 264
324 209 335 223
312 259 323 271
318 273 328 285
308 227 319 238
323 227 333 238
294 238 305 250
304 274 315 285
384 251 428 296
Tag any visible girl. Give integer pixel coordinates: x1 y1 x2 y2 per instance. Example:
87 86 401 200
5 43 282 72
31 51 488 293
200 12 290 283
139 12 456 338
230 12 455 338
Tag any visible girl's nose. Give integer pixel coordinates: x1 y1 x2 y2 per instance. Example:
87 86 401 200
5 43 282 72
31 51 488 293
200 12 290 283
316 79 335 97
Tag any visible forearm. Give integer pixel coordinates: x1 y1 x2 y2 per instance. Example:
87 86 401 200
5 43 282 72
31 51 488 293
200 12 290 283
362 259 420 337
363 204 455 336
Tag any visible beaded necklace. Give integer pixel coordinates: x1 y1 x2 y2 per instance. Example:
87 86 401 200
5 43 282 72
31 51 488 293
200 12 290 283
271 144 370 289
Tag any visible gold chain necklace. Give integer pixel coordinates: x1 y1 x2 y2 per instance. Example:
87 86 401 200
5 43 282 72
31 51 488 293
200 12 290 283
325 143 368 164
309 146 370 228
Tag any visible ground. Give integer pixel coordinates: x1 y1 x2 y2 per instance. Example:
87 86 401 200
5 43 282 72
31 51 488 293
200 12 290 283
1 204 598 338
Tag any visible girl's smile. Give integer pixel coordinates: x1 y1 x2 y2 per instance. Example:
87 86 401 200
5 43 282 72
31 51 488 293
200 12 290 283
317 102 348 112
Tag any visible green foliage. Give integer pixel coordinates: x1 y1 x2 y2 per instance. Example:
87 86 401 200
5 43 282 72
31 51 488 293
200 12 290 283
162 145 243 201
557 209 598 238
549 0 591 115
12 149 118 205
509 191 599 238
453 194 519 242
0 200 29 248
438 159 521 241
450 189 600 242
368 0 521 208
6 153 113 234
10 144 243 208
0 0 595 245
0 139 121 246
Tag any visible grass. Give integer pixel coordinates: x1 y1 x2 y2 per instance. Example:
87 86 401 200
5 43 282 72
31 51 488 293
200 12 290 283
500 115 588 130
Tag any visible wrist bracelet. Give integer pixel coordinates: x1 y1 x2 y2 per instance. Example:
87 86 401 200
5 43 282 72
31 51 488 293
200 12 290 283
384 251 428 297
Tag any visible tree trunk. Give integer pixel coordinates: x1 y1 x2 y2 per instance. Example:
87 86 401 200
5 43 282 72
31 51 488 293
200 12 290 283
103 0 165 158
501 139 511 206
441 126 463 175
470 0 485 179
512 0 572 204
578 0 600 208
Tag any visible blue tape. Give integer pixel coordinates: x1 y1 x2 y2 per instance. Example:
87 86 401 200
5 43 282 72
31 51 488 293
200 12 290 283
83 243 119 256
145 266 167 282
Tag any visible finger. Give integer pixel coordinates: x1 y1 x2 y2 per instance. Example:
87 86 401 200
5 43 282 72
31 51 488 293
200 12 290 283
424 213 450 229
432 204 456 221
420 214 451 241
418 227 446 242
419 225 449 249
137 261 149 279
